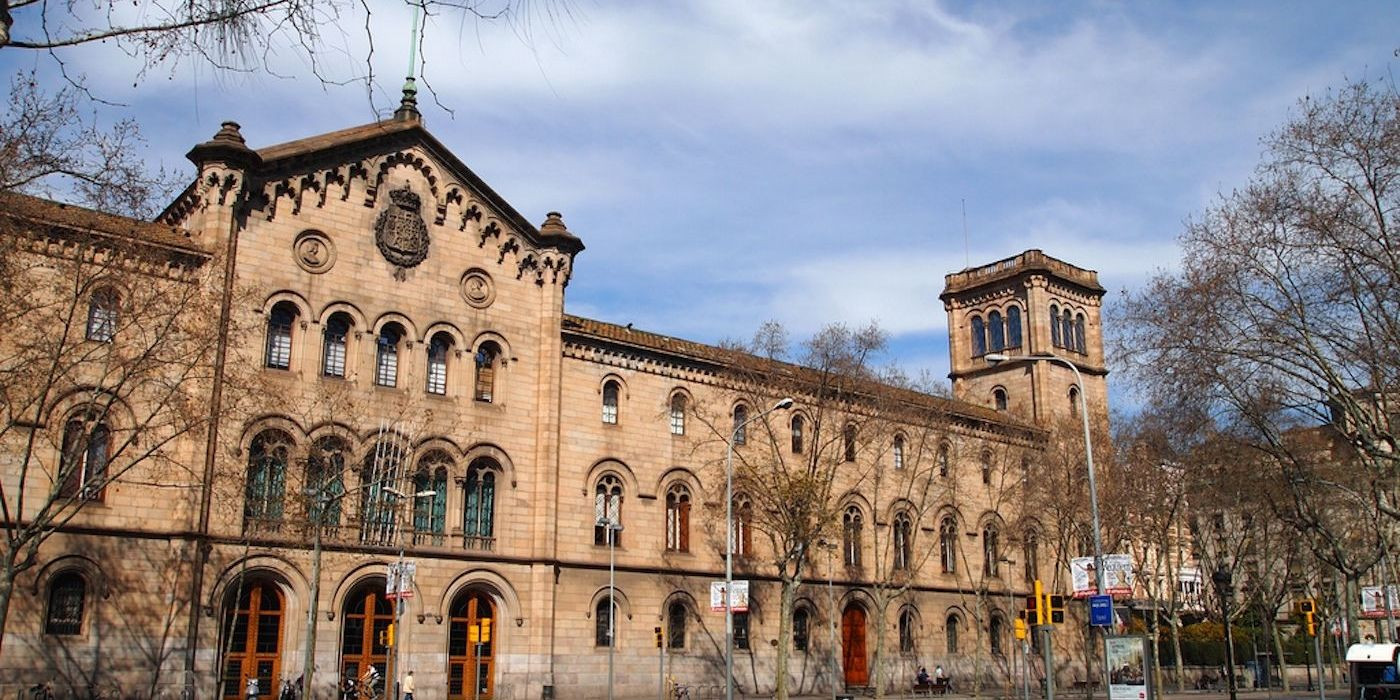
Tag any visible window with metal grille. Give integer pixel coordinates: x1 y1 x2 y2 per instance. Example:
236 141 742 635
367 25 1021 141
45 572 86 635
669 394 686 435
86 288 118 342
732 405 747 445
898 609 916 653
843 506 862 567
667 601 687 649
474 343 499 402
665 484 690 552
375 325 402 387
790 414 804 453
594 475 622 545
59 415 110 501
602 381 619 424
893 435 905 470
793 608 809 651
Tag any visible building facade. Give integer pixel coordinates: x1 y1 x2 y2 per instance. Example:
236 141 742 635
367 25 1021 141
0 102 1110 699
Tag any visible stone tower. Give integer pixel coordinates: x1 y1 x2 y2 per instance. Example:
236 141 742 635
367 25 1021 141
940 249 1108 425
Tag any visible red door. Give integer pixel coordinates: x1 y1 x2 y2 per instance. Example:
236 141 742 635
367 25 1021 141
841 604 869 686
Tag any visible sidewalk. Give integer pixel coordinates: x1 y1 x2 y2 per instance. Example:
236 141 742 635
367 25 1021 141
781 688 1331 700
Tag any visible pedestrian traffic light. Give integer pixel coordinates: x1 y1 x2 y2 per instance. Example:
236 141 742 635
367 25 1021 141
378 623 395 647
1032 580 1045 626
1305 611 1316 637
1014 616 1028 640
655 626 664 648
1049 595 1066 625
1298 598 1316 614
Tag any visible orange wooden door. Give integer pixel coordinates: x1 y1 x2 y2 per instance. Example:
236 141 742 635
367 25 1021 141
448 591 496 699
841 604 869 686
221 582 283 698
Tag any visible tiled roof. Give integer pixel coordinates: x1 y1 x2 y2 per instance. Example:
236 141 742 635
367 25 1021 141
0 190 208 256
562 314 1031 434
256 120 420 163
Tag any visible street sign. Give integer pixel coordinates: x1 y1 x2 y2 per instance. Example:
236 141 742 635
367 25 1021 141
1090 594 1113 626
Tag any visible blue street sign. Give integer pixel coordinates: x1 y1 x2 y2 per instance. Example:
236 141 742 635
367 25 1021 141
1090 594 1113 626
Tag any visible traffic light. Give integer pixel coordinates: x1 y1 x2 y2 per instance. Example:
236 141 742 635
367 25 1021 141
1014 616 1028 640
1305 612 1316 637
655 626 664 648
378 623 395 647
1031 580 1045 626
1049 595 1066 625
1298 599 1316 614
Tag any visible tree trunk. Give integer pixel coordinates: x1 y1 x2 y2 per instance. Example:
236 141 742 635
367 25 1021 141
775 578 797 700
1171 613 1186 693
0 564 14 658
1272 617 1291 691
872 595 888 699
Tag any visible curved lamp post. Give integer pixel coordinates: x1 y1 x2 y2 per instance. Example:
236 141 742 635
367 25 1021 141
985 353 1106 688
725 397 794 700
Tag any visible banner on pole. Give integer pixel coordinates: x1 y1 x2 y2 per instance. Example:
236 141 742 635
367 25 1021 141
1071 554 1134 599
710 581 749 612
386 561 417 600
1360 585 1399 618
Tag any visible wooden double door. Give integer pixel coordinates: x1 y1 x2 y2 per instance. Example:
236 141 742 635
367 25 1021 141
448 591 496 699
841 603 869 686
222 582 283 698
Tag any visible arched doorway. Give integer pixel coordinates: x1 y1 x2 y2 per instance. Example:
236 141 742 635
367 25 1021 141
841 603 869 686
448 590 497 699
220 580 284 698
341 580 391 695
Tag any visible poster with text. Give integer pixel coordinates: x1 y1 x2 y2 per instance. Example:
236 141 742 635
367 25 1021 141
1360 585 1399 618
1106 636 1148 700
1071 554 1135 598
710 581 749 612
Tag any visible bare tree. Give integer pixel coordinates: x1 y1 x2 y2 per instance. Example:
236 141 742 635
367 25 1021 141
0 189 235 655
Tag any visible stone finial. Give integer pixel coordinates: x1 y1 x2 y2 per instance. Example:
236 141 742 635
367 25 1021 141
537 211 584 254
186 120 261 170
394 77 421 122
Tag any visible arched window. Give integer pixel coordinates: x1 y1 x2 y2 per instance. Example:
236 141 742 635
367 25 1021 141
790 414 805 454
375 324 403 387
45 571 86 635
970 315 986 356
306 437 347 530
993 388 1008 412
665 483 691 552
843 506 863 567
321 312 352 378
59 413 111 501
463 458 497 550
793 607 810 652
732 404 748 445
732 495 753 557
734 611 751 650
988 310 1005 352
594 474 623 545
595 596 617 647
945 614 960 654
893 435 905 470
1023 531 1040 585
474 342 500 402
990 613 1005 656
1062 312 1075 354
426 332 453 395
411 453 449 546
894 512 913 571
983 524 1000 577
1075 313 1087 354
982 452 993 485
1069 386 1081 419
602 381 620 424
667 600 687 649
939 517 957 574
86 288 119 342
264 302 297 369
1049 304 1062 348
937 444 950 478
898 609 916 653
1006 306 1023 348
244 430 289 531
843 423 857 462
669 394 686 435
360 440 407 546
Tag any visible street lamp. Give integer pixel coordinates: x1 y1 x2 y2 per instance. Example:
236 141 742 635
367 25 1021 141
725 396 794 700
985 353 1106 687
383 487 437 700
596 517 624 700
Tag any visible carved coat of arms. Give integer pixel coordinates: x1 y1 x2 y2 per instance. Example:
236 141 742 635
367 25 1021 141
375 186 430 268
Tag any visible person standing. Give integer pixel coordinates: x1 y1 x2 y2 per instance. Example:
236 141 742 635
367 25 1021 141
402 670 416 700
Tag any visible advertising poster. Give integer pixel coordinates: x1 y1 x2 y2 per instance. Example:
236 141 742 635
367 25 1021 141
1071 554 1136 598
1360 585 1399 618
710 581 749 612
1106 635 1149 700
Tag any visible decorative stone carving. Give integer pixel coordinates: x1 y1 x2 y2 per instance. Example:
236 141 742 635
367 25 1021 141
461 269 495 309
293 230 335 273
374 185 430 269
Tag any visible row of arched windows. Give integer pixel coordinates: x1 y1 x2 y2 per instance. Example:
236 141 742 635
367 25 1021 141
243 429 501 550
969 306 1023 357
1050 304 1088 354
264 301 504 401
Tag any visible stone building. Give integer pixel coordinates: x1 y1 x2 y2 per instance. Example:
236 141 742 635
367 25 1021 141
0 98 1110 699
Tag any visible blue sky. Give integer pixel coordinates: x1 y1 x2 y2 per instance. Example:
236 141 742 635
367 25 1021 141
4 1 1397 400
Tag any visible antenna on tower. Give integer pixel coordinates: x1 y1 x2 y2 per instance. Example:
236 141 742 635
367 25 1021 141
961 198 969 269
394 1 422 122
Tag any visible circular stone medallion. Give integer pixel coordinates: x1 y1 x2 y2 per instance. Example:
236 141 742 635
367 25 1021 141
461 269 495 309
294 231 335 274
